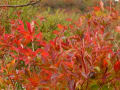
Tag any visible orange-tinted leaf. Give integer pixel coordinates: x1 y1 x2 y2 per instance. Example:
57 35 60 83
28 73 40 87
0 65 6 73
55 60 61 67
40 69 52 80
115 26 120 33
6 59 16 68
58 74 64 79
63 61 74 68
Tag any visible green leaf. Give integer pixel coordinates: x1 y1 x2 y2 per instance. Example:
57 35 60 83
101 85 113 90
94 66 100 72
90 84 99 90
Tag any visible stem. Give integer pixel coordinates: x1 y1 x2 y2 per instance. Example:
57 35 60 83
81 79 86 89
9 77 15 90
81 39 88 74
32 39 35 52
86 79 89 89
81 52 87 74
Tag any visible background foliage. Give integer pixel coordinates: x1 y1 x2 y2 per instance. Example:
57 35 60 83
0 0 120 89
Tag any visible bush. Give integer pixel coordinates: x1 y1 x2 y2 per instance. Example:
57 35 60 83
0 6 120 89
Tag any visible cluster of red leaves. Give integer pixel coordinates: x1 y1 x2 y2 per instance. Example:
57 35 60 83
0 8 120 89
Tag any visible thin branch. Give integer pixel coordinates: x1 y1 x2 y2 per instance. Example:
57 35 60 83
0 0 41 8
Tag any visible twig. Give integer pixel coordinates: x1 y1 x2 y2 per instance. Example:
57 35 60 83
0 0 41 8
110 0 112 15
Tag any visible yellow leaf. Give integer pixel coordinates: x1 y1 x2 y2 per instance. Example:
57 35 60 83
6 59 16 69
94 66 100 72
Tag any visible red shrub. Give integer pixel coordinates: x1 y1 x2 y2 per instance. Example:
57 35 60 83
0 8 120 89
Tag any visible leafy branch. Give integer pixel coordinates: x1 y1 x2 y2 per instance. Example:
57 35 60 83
0 0 41 8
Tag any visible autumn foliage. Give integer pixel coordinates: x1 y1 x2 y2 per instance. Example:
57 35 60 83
0 5 120 90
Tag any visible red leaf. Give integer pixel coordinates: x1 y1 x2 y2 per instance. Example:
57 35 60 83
63 61 74 68
114 61 120 72
35 48 42 54
55 60 61 67
35 32 42 40
10 20 16 24
53 30 59 35
41 69 52 80
26 21 34 34
39 16 46 22
24 59 30 65
103 59 108 67
84 31 91 43
50 40 55 47
57 24 64 29
66 18 72 22
41 50 49 58
28 73 40 87
39 41 47 47
93 6 100 11
69 24 74 29
23 35 33 45
17 20 25 31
